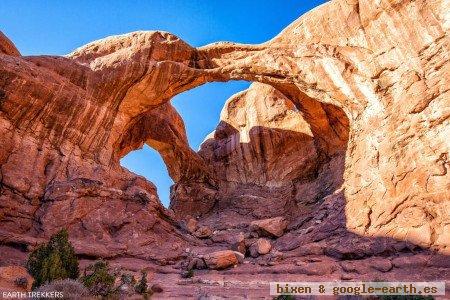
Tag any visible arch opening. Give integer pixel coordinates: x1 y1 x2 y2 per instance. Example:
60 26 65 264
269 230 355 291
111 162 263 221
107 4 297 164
169 81 350 224
118 77 350 220
119 80 252 207
120 144 173 207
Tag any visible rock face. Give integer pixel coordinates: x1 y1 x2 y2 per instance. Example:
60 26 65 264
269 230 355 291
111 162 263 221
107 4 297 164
0 266 33 292
0 32 196 260
0 0 449 296
201 83 319 188
171 82 346 219
171 0 450 254
0 32 20 56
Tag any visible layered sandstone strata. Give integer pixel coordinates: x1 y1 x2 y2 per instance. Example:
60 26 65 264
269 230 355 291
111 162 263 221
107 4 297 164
0 0 448 273
171 82 348 219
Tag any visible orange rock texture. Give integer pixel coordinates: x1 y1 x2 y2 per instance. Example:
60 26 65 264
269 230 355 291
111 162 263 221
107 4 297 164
0 0 449 296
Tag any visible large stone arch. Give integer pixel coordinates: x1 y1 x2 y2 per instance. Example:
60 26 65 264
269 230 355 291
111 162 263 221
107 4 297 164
0 0 448 258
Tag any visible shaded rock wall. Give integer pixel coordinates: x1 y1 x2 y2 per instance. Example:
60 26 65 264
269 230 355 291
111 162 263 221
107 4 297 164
202 83 320 188
170 82 349 219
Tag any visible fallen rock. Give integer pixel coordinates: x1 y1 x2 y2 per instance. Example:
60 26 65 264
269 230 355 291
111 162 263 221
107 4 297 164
193 226 213 239
210 230 238 244
233 251 245 263
231 233 247 254
249 238 272 257
249 246 258 258
392 255 429 269
369 258 393 273
294 261 337 276
188 257 206 270
232 240 246 254
250 217 288 238
339 261 369 274
186 218 198 233
270 250 284 262
324 245 366 260
151 283 163 293
203 250 239 270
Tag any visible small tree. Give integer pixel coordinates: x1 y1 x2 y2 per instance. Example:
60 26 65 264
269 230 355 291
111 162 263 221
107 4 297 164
134 271 148 294
27 229 79 289
81 260 116 297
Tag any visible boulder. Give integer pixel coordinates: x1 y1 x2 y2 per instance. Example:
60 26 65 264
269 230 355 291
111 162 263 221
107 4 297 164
188 257 207 270
203 250 239 270
232 240 247 255
151 283 163 293
185 218 198 233
231 233 247 254
370 258 393 273
233 251 245 264
193 226 213 239
250 217 288 238
249 238 272 257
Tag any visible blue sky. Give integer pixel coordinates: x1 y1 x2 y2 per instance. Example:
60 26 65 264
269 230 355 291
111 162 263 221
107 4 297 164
1 0 326 206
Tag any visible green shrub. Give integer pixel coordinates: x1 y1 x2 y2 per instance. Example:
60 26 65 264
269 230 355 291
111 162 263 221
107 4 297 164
81 260 116 297
134 271 148 294
26 229 79 289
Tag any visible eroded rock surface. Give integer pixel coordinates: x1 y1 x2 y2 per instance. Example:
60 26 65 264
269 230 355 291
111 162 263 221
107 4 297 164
0 32 20 57
0 0 449 297
0 266 32 292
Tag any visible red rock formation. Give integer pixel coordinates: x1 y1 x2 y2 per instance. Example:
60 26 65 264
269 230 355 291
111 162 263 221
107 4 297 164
202 83 319 187
0 0 449 296
171 82 349 219
0 266 33 292
0 32 195 260
0 32 20 57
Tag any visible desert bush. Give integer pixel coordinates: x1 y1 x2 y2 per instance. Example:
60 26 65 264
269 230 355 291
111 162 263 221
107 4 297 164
116 273 136 296
81 260 116 297
134 271 148 294
34 279 89 299
26 229 79 289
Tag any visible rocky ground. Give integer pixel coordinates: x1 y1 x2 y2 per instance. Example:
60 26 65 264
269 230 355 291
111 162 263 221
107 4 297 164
2 190 449 298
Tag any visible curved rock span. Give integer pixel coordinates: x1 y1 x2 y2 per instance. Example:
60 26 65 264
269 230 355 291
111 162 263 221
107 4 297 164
0 0 449 296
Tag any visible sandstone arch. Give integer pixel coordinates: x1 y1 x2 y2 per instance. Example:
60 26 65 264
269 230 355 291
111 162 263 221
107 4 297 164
0 0 448 260
166 82 350 222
